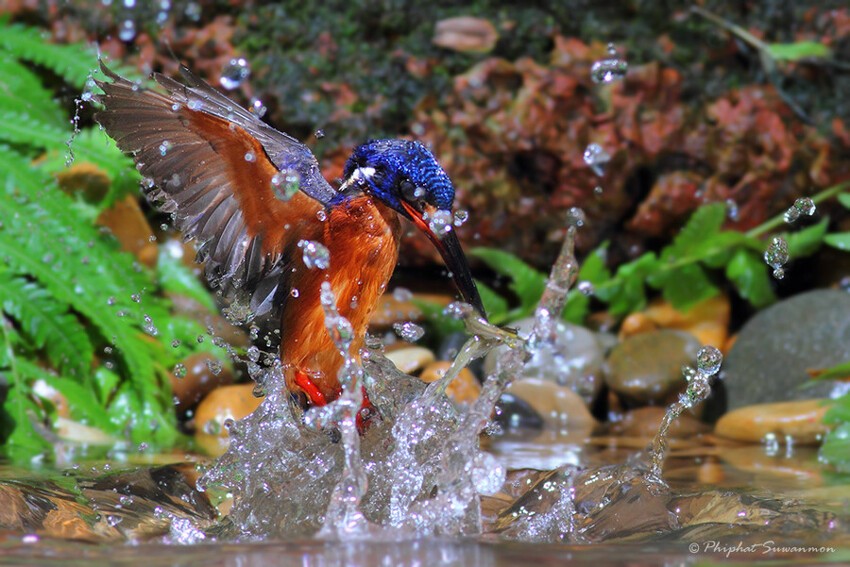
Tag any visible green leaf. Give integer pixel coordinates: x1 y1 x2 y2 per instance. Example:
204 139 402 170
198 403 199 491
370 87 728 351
475 280 509 325
561 245 611 324
649 263 719 312
838 193 850 210
810 360 850 383
157 252 218 313
470 247 546 319
1 385 51 453
659 203 726 264
784 218 828 258
725 248 776 308
824 232 850 251
823 394 850 424
0 272 94 379
767 41 831 62
820 422 850 472
599 252 659 316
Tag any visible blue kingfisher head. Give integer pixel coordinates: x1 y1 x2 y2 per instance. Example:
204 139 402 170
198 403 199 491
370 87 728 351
339 139 485 317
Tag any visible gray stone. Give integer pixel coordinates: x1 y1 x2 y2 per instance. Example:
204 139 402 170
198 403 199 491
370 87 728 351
604 330 701 406
722 289 850 409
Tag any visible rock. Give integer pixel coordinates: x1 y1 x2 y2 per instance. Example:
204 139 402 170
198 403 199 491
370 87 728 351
611 406 709 439
433 17 498 54
384 346 435 374
484 318 605 404
96 195 158 268
55 162 110 202
714 399 832 444
722 290 850 409
171 352 234 410
505 378 597 430
369 292 451 328
419 361 481 404
194 384 263 438
604 329 701 406
633 295 731 350
492 393 545 432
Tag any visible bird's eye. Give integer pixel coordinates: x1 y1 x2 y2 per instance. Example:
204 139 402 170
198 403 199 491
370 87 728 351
399 179 426 207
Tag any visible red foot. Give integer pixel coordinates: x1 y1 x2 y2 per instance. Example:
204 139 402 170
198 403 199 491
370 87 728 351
294 370 378 434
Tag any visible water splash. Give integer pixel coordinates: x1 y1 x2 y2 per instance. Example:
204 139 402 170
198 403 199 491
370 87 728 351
427 210 454 238
298 240 331 270
764 236 789 279
392 321 425 342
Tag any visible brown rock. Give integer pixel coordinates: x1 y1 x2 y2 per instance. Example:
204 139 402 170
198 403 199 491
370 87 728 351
420 361 481 404
369 292 452 328
96 195 158 268
714 399 832 444
194 384 263 443
433 17 498 54
506 378 597 430
384 346 435 374
171 352 234 409
612 406 709 439
643 294 730 349
55 162 110 202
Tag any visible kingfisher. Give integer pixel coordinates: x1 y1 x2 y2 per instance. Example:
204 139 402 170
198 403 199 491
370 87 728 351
93 62 485 428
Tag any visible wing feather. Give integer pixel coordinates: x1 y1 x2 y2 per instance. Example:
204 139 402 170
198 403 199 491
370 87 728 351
94 61 333 317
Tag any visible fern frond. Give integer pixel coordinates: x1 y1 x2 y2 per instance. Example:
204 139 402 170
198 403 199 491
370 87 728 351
0 24 100 89
0 54 64 128
0 270 94 379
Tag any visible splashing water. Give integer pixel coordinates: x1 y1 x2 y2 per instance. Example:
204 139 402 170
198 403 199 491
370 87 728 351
783 197 817 224
392 321 425 342
764 236 790 279
271 170 301 202
220 58 251 90
582 144 610 176
427 210 454 238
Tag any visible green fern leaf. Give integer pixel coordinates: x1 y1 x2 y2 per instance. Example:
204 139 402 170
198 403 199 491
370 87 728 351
0 270 93 378
0 54 64 128
0 24 100 89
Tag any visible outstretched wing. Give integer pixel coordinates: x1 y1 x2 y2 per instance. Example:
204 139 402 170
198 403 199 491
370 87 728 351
93 61 334 316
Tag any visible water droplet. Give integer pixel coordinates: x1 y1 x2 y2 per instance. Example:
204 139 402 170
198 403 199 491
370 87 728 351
316 210 327 222
593 185 603 196
206 358 223 376
249 98 267 117
158 140 171 156
173 363 187 378
107 296 116 306
143 314 158 336
187 99 202 111
118 19 136 42
725 199 740 221
184 1 201 21
271 170 300 201
577 281 594 295
453 209 469 227
315 129 325 139
131 293 141 303
582 143 610 176
566 207 586 227
392 321 425 342
247 346 261 363
290 288 300 298
392 287 413 302
764 236 789 279
244 151 255 162
171 339 181 348
123 0 135 7
443 301 473 320
196 335 204 343
590 49 628 84
784 197 816 223
297 239 330 270
220 58 250 90
21 534 39 544
428 209 453 238
696 346 722 376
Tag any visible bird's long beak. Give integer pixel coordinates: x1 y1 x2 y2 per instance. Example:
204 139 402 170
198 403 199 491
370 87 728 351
400 201 487 318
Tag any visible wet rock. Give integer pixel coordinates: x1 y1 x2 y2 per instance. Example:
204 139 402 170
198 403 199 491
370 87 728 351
384 346 435 374
506 378 597 430
493 393 545 432
624 295 731 350
484 318 605 404
419 361 480 404
722 290 850 408
611 406 709 439
194 383 263 441
714 399 832 444
433 16 498 54
171 352 234 410
604 329 701 406
96 195 158 268
55 162 110 202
